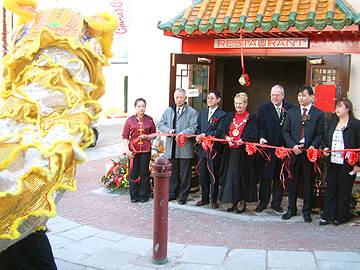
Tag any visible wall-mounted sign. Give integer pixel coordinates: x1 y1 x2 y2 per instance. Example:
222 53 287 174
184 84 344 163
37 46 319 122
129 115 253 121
185 88 200 97
214 38 309 49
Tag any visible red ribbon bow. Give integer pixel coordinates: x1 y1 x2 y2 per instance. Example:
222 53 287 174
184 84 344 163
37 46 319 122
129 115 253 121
176 134 187 147
275 147 293 189
307 148 320 163
245 143 257 156
201 136 215 153
343 151 359 166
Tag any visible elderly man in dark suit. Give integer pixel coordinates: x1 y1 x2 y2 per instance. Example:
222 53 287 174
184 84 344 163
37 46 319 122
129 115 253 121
195 90 226 209
282 85 325 223
256 85 294 213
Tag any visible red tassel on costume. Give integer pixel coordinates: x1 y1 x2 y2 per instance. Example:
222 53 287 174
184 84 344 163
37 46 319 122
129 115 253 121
343 151 359 166
176 134 187 147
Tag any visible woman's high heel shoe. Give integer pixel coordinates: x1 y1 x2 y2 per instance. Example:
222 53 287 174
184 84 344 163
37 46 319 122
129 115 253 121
236 202 246 214
226 203 236 212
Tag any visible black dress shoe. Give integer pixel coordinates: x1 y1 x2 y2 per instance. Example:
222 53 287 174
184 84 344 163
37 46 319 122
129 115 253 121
226 204 236 212
333 220 341 226
236 203 246 214
271 205 283 213
194 200 209 206
211 202 219 209
281 211 296 220
319 219 331 226
140 198 149 203
131 198 139 203
304 215 312 223
178 200 186 205
255 203 267 212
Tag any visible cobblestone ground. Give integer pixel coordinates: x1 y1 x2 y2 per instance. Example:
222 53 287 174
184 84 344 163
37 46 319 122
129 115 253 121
57 123 360 251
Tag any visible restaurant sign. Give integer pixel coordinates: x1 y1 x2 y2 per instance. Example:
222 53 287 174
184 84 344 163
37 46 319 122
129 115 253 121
214 38 309 49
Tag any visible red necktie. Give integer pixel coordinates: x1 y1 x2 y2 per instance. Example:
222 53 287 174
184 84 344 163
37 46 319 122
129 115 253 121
299 108 307 140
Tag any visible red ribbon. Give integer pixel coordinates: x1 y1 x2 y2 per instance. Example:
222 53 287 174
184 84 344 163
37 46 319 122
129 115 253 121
176 134 187 148
275 147 293 189
245 143 257 156
343 151 359 166
201 136 215 153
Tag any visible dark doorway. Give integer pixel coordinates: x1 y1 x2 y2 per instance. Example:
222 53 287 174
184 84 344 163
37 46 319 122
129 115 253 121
217 56 307 113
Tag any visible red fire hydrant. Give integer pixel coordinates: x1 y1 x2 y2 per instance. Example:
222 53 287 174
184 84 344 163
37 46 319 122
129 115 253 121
152 157 171 265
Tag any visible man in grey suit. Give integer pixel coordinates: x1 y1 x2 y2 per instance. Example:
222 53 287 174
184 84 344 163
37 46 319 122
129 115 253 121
157 89 198 204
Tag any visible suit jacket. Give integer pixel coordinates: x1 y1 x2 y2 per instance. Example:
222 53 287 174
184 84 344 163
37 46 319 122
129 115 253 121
258 101 294 146
323 115 360 173
257 101 294 179
157 103 198 159
196 107 227 159
283 105 325 149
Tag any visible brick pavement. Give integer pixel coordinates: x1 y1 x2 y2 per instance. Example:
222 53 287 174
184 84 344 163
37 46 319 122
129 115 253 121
57 123 360 251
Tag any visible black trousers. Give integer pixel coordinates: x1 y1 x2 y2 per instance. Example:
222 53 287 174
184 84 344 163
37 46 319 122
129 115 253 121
129 152 151 201
198 156 219 203
169 158 192 201
288 153 315 216
0 231 57 270
322 163 355 223
258 158 284 207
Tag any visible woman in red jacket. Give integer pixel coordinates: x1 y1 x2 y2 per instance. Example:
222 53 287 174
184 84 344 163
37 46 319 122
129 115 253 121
122 98 156 203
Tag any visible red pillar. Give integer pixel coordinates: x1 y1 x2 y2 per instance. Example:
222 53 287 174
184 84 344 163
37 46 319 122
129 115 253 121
152 157 171 265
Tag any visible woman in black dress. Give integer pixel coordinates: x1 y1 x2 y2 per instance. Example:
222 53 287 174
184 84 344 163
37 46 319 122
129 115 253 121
320 98 360 226
219 92 258 213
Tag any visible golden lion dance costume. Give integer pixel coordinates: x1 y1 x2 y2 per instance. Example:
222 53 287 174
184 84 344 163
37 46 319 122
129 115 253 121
0 0 117 252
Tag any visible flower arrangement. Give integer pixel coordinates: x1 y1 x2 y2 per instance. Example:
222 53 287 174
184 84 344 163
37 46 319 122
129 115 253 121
101 154 129 192
238 73 251 87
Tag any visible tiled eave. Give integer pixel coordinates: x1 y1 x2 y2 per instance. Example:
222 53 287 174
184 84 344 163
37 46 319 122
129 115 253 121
158 0 360 38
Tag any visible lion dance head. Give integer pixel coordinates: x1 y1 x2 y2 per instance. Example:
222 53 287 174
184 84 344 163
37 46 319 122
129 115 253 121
0 0 117 252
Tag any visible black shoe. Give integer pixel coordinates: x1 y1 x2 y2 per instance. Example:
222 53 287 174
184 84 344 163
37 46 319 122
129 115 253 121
169 196 176 202
319 219 331 226
255 203 267 212
226 204 236 212
178 200 186 205
236 203 246 214
271 205 283 213
211 202 219 209
282 211 296 220
194 200 209 206
333 220 341 226
304 215 312 223
131 198 139 203
140 198 149 203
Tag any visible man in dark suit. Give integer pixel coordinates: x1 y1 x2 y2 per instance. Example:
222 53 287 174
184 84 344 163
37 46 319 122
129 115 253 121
256 84 294 213
195 90 226 209
282 85 325 223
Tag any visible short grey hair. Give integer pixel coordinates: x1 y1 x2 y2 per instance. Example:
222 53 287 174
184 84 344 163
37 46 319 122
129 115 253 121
175 88 187 96
271 84 285 96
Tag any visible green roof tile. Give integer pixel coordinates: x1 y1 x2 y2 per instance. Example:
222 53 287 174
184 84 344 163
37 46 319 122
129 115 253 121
158 0 360 35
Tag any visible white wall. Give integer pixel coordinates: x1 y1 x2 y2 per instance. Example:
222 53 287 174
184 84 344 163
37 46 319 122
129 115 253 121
349 54 360 118
127 0 191 120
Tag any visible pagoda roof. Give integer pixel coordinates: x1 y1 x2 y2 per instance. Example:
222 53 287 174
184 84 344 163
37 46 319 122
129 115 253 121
158 0 360 36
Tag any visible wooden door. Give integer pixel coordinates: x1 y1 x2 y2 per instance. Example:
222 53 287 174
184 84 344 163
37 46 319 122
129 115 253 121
169 54 216 111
